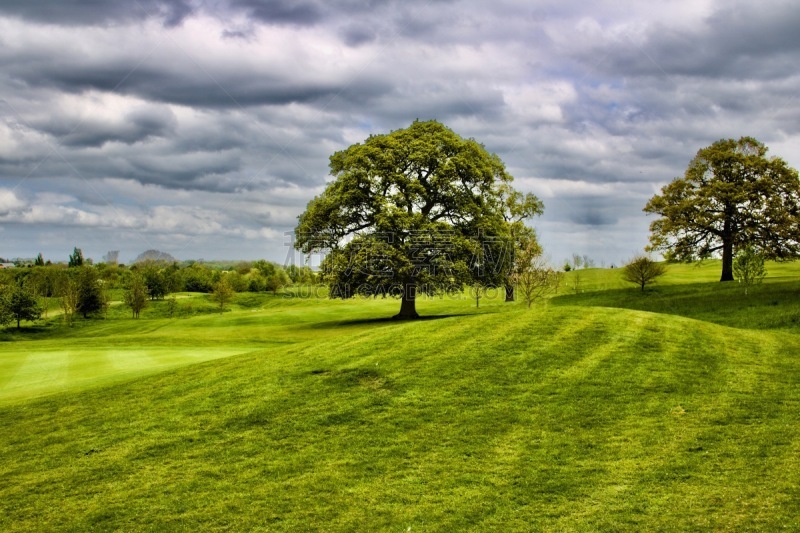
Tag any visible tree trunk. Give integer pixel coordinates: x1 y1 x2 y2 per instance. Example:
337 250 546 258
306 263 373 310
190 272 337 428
719 215 735 282
505 284 515 302
720 238 734 282
394 283 419 319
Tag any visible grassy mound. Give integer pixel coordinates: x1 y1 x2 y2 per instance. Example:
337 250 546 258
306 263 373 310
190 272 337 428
0 263 800 531
2 266 800 529
556 259 800 332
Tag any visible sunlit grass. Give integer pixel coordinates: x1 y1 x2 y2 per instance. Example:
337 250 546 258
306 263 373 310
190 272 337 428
2 264 800 530
556 260 800 332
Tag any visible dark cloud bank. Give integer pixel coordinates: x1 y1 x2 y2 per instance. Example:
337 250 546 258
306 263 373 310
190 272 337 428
1 0 799 264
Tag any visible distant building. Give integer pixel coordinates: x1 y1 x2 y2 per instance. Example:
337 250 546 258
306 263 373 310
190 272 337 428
0 263 15 269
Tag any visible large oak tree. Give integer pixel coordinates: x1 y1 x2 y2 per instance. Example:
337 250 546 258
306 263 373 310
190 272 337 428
295 120 540 319
644 137 800 281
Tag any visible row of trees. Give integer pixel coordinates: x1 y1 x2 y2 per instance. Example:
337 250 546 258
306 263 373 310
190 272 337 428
563 254 595 272
0 259 313 326
5 260 308 295
122 271 243 318
0 266 106 328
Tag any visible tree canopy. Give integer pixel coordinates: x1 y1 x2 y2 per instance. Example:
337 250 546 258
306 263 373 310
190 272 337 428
68 247 84 268
0 283 42 329
644 137 800 281
75 266 106 318
294 120 541 318
123 271 149 319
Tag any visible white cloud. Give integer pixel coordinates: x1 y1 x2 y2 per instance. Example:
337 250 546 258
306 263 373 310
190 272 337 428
1 0 799 264
521 177 650 199
0 188 26 214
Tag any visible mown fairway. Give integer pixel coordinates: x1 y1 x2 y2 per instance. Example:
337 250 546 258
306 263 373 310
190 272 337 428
2 263 800 530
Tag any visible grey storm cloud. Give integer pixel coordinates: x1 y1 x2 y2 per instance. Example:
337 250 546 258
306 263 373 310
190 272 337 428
0 0 454 31
340 26 376 47
609 3 800 79
6 58 391 110
227 0 324 26
0 0 195 27
33 108 178 148
1 0 800 264
552 195 627 227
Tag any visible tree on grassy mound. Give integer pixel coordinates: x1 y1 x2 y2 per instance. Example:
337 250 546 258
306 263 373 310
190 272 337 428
294 120 540 319
622 255 667 292
644 137 800 282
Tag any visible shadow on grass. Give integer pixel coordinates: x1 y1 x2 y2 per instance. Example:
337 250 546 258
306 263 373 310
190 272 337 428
299 312 479 331
551 279 800 332
0 324 60 342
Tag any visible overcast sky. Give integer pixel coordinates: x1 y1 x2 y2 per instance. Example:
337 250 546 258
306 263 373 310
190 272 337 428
1 0 799 266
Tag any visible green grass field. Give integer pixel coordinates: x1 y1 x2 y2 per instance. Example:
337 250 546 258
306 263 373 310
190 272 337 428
2 262 800 530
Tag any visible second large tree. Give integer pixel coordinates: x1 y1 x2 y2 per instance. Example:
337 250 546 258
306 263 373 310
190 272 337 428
295 120 540 318
645 137 800 281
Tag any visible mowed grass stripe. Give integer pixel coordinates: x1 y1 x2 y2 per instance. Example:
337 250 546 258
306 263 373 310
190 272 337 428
562 322 800 530
2 296 800 529
0 308 644 528
234 308 792 528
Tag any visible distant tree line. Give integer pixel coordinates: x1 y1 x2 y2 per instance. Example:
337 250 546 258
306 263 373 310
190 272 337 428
0 253 318 326
563 254 595 272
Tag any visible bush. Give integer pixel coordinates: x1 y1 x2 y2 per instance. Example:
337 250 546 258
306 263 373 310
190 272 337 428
733 246 766 294
622 255 667 292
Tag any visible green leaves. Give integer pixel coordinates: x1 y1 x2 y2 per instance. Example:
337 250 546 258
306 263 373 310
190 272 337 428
0 283 43 329
644 137 800 281
733 246 766 294
295 120 541 314
123 272 149 319
622 255 667 292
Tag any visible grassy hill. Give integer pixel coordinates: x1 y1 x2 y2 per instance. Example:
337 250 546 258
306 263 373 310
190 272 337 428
556 259 800 332
2 262 800 530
